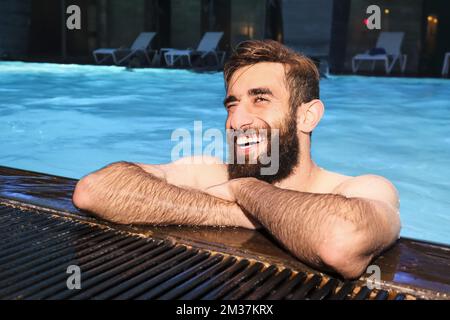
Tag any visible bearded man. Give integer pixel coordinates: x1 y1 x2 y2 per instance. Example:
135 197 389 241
73 40 400 279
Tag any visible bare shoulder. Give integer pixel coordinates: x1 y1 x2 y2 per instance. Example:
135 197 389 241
333 174 400 211
159 156 229 190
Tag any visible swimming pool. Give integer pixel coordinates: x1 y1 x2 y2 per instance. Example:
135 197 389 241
1 61 449 245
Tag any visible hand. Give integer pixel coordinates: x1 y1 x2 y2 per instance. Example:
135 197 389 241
204 178 263 230
203 178 259 202
204 180 236 202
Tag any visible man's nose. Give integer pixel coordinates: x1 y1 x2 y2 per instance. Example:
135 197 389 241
229 105 254 130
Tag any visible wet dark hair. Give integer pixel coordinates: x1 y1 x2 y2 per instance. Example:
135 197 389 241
224 39 320 111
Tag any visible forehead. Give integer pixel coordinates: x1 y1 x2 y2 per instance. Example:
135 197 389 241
227 62 288 96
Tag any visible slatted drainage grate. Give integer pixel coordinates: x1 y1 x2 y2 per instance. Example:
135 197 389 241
0 203 413 300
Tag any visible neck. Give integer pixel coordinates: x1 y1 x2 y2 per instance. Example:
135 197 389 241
275 157 319 192
274 135 320 191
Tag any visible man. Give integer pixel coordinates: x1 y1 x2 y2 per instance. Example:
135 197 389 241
73 40 400 279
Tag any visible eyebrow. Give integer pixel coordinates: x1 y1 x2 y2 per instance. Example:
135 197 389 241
223 95 238 107
248 87 274 97
223 87 274 107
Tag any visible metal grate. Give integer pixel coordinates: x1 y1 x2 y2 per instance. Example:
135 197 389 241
0 203 411 300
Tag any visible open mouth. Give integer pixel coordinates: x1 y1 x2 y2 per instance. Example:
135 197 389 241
236 134 265 150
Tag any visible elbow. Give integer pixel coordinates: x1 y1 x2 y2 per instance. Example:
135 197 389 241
72 174 95 211
72 161 128 211
318 222 373 280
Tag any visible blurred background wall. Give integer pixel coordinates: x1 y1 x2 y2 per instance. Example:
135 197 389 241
0 0 31 58
0 0 448 76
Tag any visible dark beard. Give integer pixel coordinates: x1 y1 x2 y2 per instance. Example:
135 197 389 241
227 112 299 184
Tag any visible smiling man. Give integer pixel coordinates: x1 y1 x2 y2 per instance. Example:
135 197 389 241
72 40 401 279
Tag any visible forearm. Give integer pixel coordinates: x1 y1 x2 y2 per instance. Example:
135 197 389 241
73 162 256 228
233 179 384 269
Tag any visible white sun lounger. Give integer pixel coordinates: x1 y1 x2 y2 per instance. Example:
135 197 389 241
163 32 225 67
352 32 407 74
93 32 157 65
442 52 450 77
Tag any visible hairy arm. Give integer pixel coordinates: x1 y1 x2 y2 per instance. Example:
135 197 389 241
72 160 258 229
229 176 400 278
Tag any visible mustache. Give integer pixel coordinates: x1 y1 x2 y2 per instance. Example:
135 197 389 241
226 125 275 138
228 119 272 134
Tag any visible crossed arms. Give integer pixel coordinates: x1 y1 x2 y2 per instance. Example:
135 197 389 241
72 158 400 279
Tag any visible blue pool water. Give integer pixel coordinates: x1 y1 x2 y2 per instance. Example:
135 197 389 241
1 62 449 245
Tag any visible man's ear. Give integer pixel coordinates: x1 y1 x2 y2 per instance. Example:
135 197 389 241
297 99 324 134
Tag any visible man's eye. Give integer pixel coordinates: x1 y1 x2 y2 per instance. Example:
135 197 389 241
255 96 268 103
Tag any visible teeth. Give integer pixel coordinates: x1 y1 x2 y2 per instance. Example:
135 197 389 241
236 134 263 147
